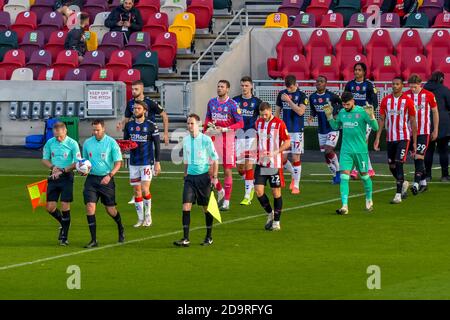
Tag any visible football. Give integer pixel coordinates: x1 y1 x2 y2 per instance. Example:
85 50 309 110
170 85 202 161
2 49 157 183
76 159 92 175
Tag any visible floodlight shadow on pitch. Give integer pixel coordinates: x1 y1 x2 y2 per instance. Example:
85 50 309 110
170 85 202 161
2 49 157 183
65 102 76 117
54 102 64 117
9 101 19 120
31 101 42 120
78 102 86 118
20 101 31 120
43 101 54 119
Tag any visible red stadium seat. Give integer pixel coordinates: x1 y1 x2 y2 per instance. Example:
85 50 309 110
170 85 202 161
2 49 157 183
0 68 6 80
425 30 450 71
37 67 61 80
372 55 400 81
143 12 169 44
432 13 450 28
439 58 450 88
187 0 213 30
362 0 382 12
402 54 430 81
396 29 424 69
52 49 79 78
306 0 331 26
341 54 368 80
305 29 332 72
267 29 304 79
319 13 344 28
280 53 310 80
365 28 394 70
150 31 177 69
118 68 141 100
311 54 339 80
105 49 132 80
44 30 67 63
0 49 26 79
335 29 363 71
136 0 160 17
11 11 37 42
91 68 114 81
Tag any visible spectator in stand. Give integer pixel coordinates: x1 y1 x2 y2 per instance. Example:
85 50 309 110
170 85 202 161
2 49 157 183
53 0 84 24
380 0 418 26
104 0 143 42
64 12 89 63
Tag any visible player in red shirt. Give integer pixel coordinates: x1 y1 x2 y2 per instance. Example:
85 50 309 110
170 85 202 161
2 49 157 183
405 74 439 195
254 102 291 231
374 76 417 204
204 80 244 211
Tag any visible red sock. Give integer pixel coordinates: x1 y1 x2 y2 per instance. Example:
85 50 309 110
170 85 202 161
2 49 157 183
224 176 233 200
293 160 301 166
245 169 254 180
135 197 143 202
143 193 151 200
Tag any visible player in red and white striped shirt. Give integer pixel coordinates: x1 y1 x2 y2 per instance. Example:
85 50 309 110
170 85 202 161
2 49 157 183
254 102 291 231
405 74 439 195
374 77 417 204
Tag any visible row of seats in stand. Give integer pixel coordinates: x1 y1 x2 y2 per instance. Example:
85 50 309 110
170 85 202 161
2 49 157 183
267 28 450 82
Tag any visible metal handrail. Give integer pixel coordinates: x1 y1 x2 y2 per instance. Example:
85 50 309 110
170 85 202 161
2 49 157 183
189 8 249 82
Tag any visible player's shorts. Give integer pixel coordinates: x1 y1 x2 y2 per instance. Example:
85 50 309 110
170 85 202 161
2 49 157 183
83 175 116 206
289 132 304 154
318 131 340 152
366 125 372 140
340 152 370 173
183 173 211 206
254 164 285 188
236 137 257 164
387 140 410 164
129 165 153 186
47 172 74 202
410 134 429 157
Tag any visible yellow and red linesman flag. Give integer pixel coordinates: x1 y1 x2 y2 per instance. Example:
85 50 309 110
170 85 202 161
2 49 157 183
26 179 48 210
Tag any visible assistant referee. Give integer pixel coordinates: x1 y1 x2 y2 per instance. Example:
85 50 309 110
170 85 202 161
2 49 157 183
82 119 124 248
173 114 219 247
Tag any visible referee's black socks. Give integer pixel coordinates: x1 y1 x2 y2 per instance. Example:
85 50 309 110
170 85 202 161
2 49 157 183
205 212 213 239
182 211 190 240
61 210 71 240
112 212 123 229
274 197 282 222
86 215 96 242
49 208 62 224
257 194 273 214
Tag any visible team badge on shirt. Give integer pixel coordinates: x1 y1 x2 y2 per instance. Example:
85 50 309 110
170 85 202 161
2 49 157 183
101 153 106 160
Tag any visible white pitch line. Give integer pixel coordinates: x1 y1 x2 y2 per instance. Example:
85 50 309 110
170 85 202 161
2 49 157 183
0 187 394 272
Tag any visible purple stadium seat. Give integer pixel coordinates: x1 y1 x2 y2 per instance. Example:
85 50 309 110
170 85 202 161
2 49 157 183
19 30 45 61
84 0 108 22
380 12 400 28
109 0 121 10
291 13 316 27
37 11 64 42
125 31 150 60
79 50 105 79
64 67 88 81
26 49 51 79
98 31 125 61
0 12 11 32
419 0 444 25
347 12 370 28
278 0 304 19
30 0 55 23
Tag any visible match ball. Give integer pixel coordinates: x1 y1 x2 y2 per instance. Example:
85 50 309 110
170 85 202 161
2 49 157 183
76 159 92 175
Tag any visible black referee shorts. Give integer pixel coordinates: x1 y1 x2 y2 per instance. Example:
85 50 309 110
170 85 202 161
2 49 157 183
47 172 74 202
83 175 116 206
183 173 211 206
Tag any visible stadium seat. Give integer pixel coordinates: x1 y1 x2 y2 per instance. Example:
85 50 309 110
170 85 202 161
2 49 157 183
439 58 450 88
278 0 304 19
291 12 316 27
380 12 401 28
89 11 110 43
43 30 66 63
79 50 105 79
168 13 195 53
306 0 331 26
396 29 424 69
91 67 114 81
3 0 30 24
0 0 4 11
25 48 51 78
125 31 150 60
37 67 60 80
425 29 450 71
150 31 176 72
52 49 79 78
105 49 132 80
347 13 371 28
335 29 363 75
365 29 394 71
108 0 121 10
280 53 309 80
143 12 169 44
37 11 63 42
0 48 26 78
161 0 186 25
0 12 12 32
319 13 344 28
97 31 125 60
305 29 332 71
85 31 98 51
19 30 44 61
187 0 213 31
333 0 361 26
64 67 87 81
419 0 444 25
83 0 108 22
311 54 339 80
10 66 33 80
11 11 37 42
267 29 303 79
264 13 288 28
118 68 141 100
133 50 159 87
404 12 429 28
432 13 450 28
0 68 6 80
371 55 400 81
30 0 54 23
0 31 19 60
341 53 368 80
402 54 430 81
362 0 382 12
136 0 160 17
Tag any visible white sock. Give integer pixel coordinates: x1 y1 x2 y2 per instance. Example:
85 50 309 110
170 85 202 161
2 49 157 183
283 160 294 175
420 179 427 186
331 154 340 172
293 164 302 188
223 199 230 207
244 180 253 198
144 198 151 218
135 200 144 221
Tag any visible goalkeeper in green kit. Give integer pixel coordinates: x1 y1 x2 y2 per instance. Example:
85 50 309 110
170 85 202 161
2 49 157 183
324 91 379 215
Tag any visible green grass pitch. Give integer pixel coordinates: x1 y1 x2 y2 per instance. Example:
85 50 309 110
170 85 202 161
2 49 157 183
0 158 449 299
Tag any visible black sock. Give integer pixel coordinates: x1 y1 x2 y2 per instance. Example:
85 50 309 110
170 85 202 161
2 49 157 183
257 194 273 214
389 166 397 179
205 211 213 238
414 159 425 184
49 208 62 224
113 212 124 231
61 210 71 240
86 215 96 242
396 162 404 193
182 211 190 240
273 196 282 222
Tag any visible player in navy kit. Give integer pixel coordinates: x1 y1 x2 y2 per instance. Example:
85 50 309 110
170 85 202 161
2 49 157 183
233 76 262 205
344 63 378 178
275 74 308 195
308 75 342 184
124 100 161 227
